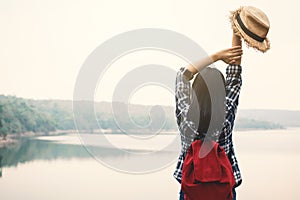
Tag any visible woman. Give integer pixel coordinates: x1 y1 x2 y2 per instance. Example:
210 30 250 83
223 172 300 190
174 33 243 200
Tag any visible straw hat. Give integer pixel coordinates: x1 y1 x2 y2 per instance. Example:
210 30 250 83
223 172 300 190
230 6 270 52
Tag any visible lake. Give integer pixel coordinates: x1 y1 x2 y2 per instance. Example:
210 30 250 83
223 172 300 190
0 128 300 200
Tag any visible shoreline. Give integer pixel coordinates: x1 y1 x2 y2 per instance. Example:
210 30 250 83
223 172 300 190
1 127 298 147
0 129 76 147
0 136 18 148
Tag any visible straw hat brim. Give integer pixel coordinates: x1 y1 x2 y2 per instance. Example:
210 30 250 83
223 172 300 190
229 7 270 53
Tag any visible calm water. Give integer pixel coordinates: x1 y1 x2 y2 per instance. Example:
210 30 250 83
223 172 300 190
0 128 300 200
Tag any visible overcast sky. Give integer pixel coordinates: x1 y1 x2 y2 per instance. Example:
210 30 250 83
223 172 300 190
1 0 300 110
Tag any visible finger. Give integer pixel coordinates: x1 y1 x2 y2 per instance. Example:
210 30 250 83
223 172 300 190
231 53 242 58
231 50 243 56
231 49 243 54
230 46 242 50
231 56 241 61
229 60 236 64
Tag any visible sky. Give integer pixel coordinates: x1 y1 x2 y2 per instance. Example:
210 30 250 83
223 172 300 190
1 0 300 110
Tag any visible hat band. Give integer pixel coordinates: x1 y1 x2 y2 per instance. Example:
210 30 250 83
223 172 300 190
236 14 265 42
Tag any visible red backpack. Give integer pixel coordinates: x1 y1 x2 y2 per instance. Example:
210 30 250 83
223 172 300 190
181 140 235 200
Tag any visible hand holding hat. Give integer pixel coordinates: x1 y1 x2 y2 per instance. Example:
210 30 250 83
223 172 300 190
230 6 270 52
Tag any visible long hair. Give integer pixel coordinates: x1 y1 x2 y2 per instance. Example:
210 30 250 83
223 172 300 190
187 67 226 139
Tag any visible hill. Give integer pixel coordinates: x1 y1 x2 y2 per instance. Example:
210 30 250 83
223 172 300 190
0 95 297 138
236 109 300 127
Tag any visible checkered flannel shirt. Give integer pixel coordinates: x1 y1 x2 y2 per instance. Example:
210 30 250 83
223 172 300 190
173 64 243 188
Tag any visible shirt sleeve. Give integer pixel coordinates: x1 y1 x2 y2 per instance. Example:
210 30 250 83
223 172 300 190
218 65 242 153
175 67 199 141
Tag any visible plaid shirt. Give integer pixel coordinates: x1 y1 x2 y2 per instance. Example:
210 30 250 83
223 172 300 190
173 65 243 187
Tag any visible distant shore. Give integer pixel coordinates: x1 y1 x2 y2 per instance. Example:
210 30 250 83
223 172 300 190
0 129 75 147
0 135 18 147
1 126 295 148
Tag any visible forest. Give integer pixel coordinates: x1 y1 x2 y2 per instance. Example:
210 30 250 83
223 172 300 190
0 95 286 139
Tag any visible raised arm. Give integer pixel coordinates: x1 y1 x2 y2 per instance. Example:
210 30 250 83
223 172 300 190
218 33 243 153
185 46 243 75
174 67 200 141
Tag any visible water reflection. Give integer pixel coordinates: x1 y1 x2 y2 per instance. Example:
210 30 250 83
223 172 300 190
0 135 143 177
0 134 179 177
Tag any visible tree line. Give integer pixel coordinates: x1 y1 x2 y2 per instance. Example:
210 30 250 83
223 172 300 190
0 95 284 139
0 95 177 138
